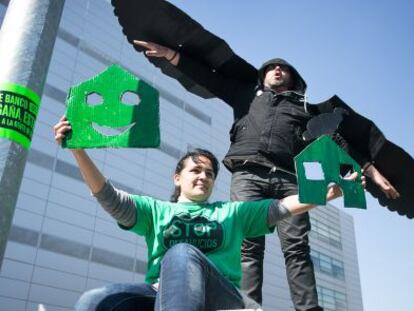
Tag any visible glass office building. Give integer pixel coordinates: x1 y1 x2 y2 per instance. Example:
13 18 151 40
0 1 363 310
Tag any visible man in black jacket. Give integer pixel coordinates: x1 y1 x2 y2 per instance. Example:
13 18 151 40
222 59 321 310
133 40 399 311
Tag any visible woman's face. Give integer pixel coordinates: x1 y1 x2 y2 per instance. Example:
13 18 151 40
174 156 215 203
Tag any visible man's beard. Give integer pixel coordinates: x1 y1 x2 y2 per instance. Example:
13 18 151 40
271 79 285 87
269 78 291 91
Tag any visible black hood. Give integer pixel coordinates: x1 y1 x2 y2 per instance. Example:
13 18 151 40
258 58 307 94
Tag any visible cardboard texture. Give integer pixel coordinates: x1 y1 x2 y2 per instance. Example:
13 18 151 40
64 64 160 148
295 135 366 209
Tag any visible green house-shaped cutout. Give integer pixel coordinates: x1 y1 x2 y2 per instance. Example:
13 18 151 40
295 135 366 209
63 64 160 148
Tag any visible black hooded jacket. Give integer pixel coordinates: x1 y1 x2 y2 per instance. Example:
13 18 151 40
178 56 313 172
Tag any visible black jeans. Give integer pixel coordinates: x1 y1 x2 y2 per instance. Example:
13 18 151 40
231 165 323 311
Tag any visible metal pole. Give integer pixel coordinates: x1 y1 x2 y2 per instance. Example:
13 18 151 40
0 0 65 269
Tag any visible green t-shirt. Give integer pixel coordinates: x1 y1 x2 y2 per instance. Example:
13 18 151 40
127 196 274 287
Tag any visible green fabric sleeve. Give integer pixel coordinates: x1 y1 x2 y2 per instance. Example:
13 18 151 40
126 195 155 236
235 199 275 238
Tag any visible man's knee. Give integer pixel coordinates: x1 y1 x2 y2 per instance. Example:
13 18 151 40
277 226 311 260
279 229 310 255
241 236 265 259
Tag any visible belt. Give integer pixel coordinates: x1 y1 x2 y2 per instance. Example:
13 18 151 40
232 159 296 176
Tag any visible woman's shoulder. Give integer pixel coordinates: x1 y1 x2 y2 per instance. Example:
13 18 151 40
130 194 171 207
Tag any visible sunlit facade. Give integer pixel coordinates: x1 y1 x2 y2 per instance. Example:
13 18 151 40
0 1 363 310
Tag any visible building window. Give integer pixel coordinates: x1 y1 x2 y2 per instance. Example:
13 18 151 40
317 286 348 311
310 217 342 249
311 250 345 280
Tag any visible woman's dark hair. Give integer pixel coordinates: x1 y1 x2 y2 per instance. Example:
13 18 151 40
170 148 220 202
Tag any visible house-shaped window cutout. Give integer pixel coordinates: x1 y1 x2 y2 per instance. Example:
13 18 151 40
86 92 103 106
303 161 325 180
121 91 140 106
294 135 366 209
339 163 354 178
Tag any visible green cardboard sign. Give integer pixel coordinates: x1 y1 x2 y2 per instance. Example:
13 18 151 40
294 135 366 209
0 83 40 149
64 64 160 148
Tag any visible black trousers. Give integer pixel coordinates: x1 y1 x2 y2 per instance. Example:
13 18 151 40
230 165 323 311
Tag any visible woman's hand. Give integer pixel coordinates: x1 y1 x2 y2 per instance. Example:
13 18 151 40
53 116 82 154
53 115 71 146
281 171 367 217
54 116 105 192
327 172 366 201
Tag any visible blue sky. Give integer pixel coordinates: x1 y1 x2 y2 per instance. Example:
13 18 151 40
171 1 414 310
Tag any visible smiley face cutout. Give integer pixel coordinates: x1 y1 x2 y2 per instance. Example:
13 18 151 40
64 65 160 149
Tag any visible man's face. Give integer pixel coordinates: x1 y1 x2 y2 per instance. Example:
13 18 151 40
174 156 215 203
263 64 294 92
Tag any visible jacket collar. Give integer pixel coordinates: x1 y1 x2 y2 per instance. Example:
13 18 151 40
260 87 305 101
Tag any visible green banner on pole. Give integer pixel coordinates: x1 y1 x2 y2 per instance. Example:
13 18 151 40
0 83 40 149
